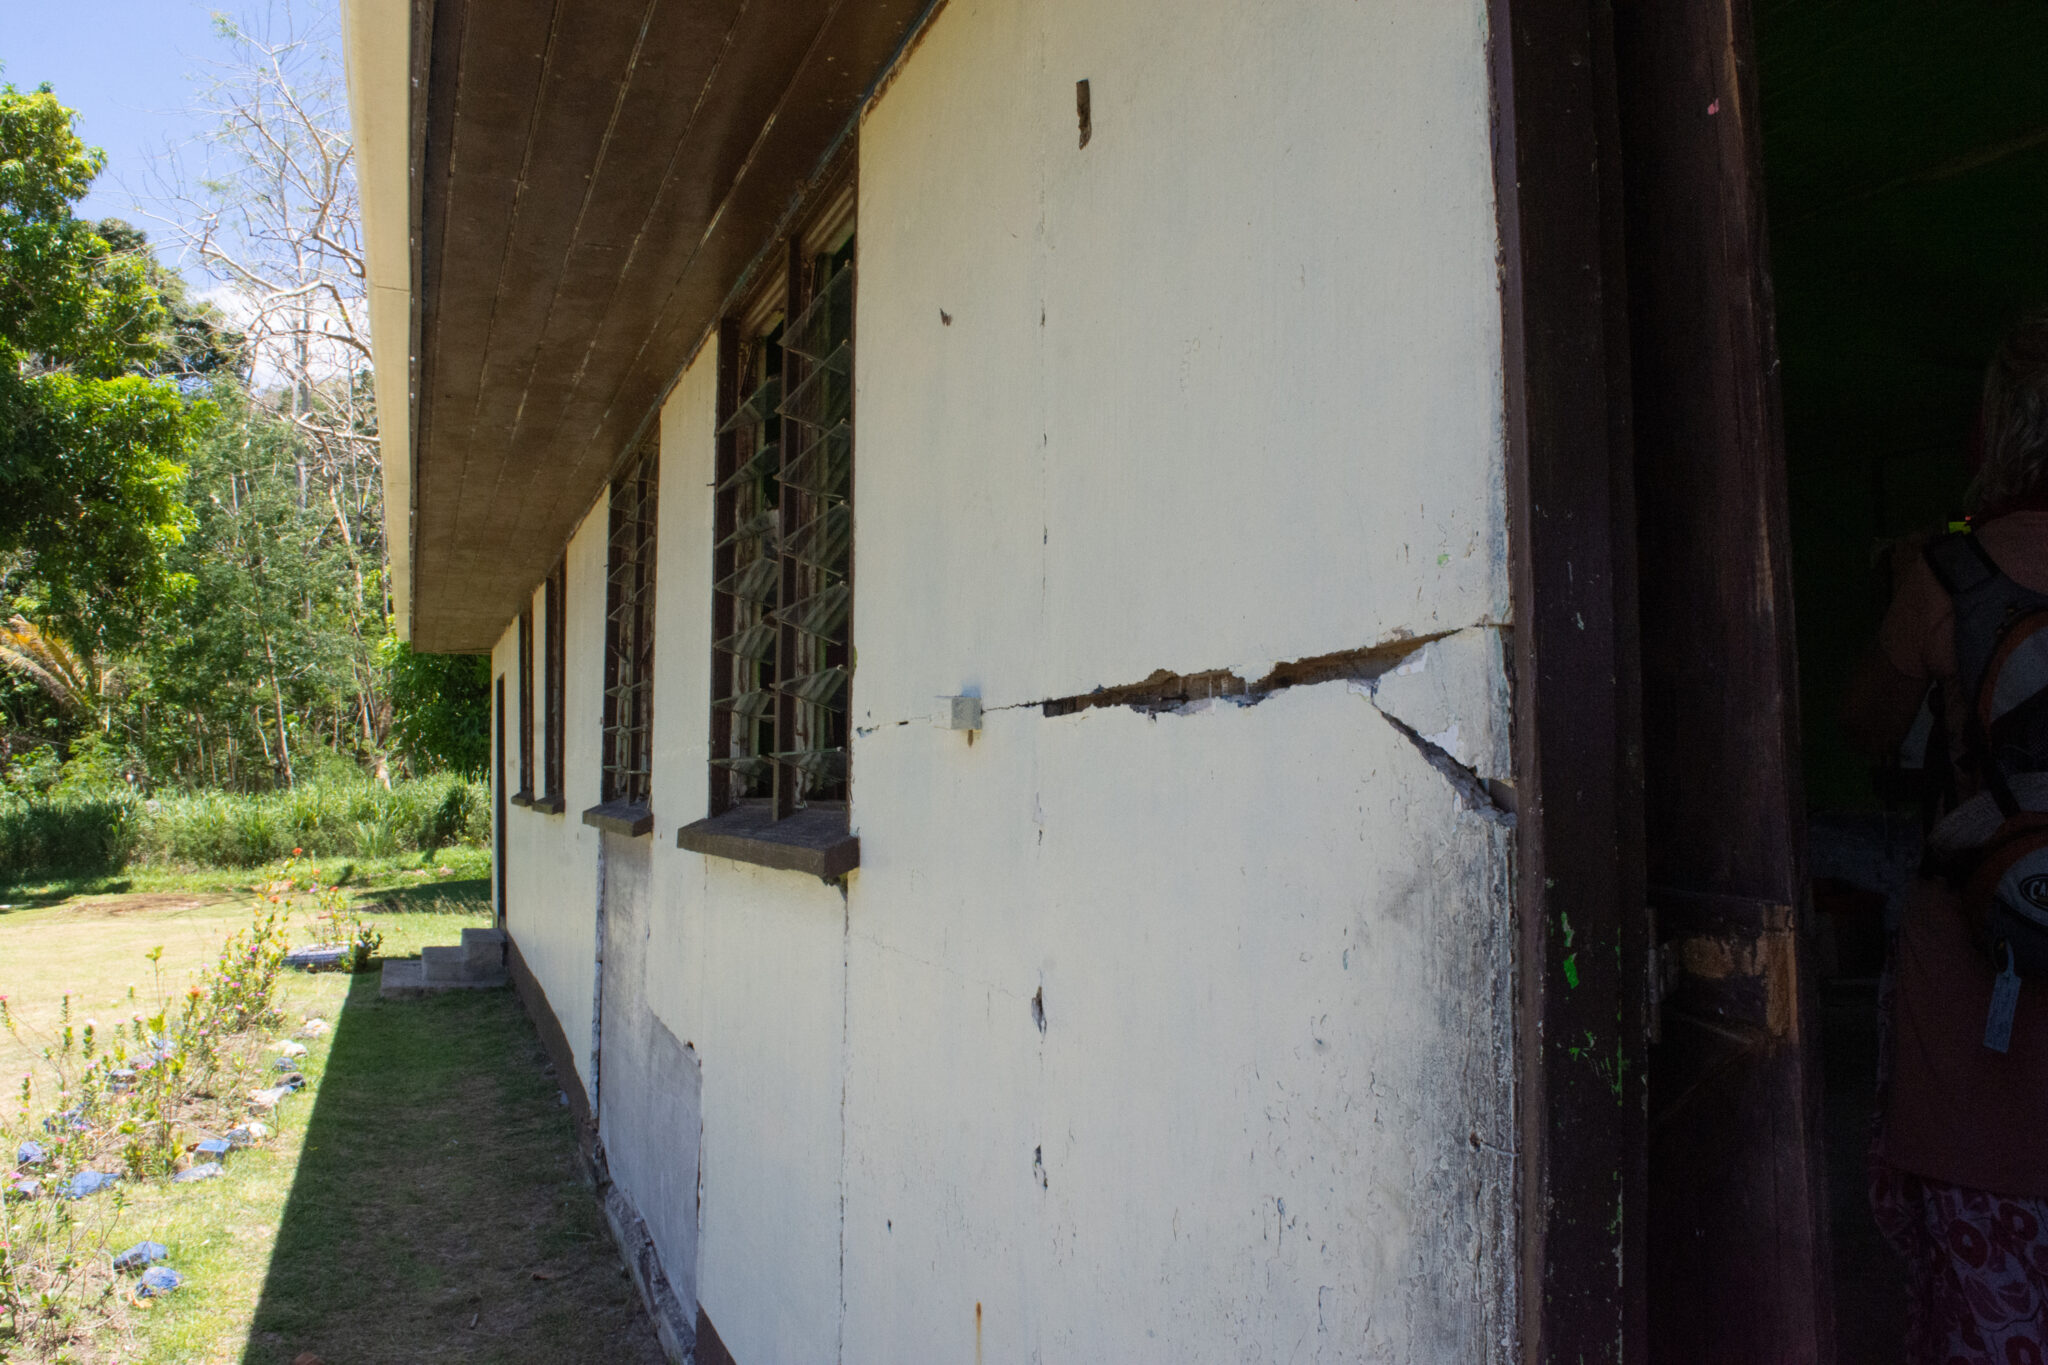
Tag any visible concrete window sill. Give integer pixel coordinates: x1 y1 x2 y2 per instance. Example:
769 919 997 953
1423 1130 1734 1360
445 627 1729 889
508 791 535 808
676 803 858 882
582 800 653 837
531 794 566 815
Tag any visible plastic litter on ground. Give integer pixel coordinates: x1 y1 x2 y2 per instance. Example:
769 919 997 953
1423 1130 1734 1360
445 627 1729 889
66 1170 118 1199
136 1265 182 1297
113 1241 168 1271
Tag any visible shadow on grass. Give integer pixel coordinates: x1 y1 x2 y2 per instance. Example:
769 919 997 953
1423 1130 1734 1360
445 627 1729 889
361 877 491 915
239 972 666 1365
0 878 136 911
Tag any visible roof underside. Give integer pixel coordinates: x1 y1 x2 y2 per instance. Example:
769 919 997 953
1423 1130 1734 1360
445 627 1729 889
410 0 930 651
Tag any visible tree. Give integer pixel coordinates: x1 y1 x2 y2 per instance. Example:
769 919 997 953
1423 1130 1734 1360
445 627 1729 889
0 84 209 655
382 641 489 778
149 5 389 756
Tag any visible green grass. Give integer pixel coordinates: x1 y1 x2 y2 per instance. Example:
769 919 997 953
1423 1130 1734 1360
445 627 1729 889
0 849 493 1084
0 865 663 1364
0 777 490 886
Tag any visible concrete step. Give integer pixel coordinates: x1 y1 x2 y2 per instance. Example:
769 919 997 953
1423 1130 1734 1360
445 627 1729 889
421 945 505 988
461 927 507 974
421 944 468 983
380 959 426 999
386 938 510 996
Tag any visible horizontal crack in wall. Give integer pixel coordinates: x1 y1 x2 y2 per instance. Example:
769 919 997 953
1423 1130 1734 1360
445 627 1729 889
1031 626 1515 824
1038 631 1458 718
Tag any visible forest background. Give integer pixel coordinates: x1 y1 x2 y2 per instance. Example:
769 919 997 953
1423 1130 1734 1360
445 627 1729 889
0 6 488 875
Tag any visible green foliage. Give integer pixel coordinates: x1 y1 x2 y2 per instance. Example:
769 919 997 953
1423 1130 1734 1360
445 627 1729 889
0 775 488 884
0 87 165 373
133 385 377 787
2 742 60 794
382 641 490 778
0 84 209 655
94 217 245 379
0 793 136 878
0 83 489 796
48 730 124 798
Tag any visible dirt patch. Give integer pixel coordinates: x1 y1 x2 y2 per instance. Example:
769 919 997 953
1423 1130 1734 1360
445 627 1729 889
60 892 237 918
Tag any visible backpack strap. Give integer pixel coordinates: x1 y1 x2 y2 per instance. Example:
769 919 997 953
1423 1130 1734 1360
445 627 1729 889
1925 530 2048 818
1926 530 2002 597
1924 531 2039 704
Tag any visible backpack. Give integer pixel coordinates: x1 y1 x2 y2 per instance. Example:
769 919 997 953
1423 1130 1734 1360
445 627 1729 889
1923 531 2048 1046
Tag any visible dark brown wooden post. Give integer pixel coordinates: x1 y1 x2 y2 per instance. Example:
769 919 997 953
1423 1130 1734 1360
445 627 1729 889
1491 0 1649 1359
1611 0 1834 1357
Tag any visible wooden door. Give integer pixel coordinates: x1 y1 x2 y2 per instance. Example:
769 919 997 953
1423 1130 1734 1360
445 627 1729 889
1610 0 1834 1357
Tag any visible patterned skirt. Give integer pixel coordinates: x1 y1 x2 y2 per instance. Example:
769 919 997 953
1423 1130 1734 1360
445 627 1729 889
1871 1158 2048 1363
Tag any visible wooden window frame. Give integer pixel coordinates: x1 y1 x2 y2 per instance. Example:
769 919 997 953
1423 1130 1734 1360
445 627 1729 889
585 445 658 836
537 557 566 814
678 171 860 881
511 605 536 805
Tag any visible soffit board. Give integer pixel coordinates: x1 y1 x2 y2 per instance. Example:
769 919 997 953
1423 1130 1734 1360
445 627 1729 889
412 0 930 651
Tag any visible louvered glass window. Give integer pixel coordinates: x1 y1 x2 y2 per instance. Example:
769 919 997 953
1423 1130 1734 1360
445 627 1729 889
710 232 854 818
601 447 658 809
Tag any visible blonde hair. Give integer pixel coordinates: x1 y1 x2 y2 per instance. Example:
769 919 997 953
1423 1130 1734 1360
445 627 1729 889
1970 308 2048 511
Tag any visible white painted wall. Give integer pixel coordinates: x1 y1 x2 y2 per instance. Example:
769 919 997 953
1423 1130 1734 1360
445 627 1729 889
834 2 1513 1356
500 497 609 1095
645 346 852 1365
501 0 1515 1358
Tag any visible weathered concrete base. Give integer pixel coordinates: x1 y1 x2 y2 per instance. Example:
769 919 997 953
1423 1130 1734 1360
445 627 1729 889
600 1159 697 1365
507 932 692 1363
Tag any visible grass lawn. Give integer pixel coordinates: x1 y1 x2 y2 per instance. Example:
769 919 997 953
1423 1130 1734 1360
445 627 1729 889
0 855 664 1364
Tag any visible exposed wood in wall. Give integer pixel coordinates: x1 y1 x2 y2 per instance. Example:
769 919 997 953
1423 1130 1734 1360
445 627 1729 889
1025 629 1515 822
1037 632 1457 718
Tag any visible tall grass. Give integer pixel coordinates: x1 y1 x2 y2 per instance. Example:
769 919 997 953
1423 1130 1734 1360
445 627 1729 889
0 775 488 882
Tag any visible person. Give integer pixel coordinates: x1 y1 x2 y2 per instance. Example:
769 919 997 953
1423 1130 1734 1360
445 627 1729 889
1845 307 2048 1364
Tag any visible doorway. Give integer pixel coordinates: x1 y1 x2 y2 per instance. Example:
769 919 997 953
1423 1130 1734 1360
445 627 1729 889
1609 0 2048 1358
1485 0 2044 1354
1756 2 2048 1360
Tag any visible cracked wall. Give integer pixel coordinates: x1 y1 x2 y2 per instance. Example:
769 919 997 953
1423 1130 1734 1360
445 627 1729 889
840 0 1515 1358
492 0 1515 1358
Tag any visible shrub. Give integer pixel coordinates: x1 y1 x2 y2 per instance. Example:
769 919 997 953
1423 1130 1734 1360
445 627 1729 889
0 775 489 884
0 793 138 879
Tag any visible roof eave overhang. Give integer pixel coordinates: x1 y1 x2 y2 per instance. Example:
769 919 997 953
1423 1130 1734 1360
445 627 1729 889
343 0 419 643
350 0 938 653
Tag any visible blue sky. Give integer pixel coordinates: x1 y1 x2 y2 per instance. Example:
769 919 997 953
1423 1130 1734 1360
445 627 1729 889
1 1 235 225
